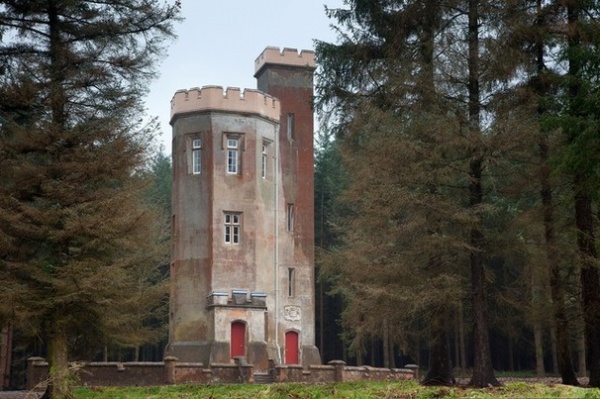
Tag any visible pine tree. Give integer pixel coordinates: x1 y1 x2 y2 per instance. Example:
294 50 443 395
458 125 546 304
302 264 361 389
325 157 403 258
0 1 180 397
557 0 600 386
316 0 537 387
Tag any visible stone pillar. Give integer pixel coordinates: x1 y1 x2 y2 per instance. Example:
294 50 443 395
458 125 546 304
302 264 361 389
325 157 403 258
164 356 178 384
405 364 419 380
328 360 346 382
26 357 46 391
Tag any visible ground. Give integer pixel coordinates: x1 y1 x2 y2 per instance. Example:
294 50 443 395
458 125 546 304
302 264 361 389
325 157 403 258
0 377 591 398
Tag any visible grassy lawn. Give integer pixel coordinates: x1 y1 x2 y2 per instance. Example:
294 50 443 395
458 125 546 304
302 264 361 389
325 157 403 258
73 380 600 398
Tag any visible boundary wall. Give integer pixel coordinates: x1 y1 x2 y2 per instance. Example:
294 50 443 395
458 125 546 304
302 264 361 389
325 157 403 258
26 357 418 389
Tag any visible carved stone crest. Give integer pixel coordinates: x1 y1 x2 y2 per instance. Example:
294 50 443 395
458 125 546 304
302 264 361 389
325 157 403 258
284 305 301 321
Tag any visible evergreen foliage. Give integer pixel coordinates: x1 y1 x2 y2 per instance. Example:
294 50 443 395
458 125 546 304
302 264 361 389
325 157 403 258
0 1 180 397
315 0 600 389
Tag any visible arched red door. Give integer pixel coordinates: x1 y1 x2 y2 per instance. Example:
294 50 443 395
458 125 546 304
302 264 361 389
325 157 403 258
231 321 246 359
285 331 299 364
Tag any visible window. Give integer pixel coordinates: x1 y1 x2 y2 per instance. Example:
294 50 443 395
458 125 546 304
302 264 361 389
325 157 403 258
227 137 239 174
288 268 295 297
261 142 268 179
287 204 295 232
224 212 241 244
287 113 295 140
192 138 202 174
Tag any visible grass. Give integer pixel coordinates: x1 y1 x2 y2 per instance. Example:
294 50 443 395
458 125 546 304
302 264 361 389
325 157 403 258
73 380 600 399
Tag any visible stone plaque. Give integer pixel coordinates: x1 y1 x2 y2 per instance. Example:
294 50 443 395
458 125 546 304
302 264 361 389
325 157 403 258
284 305 301 321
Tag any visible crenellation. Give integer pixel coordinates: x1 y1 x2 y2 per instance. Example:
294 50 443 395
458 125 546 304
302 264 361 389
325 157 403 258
224 87 241 98
254 46 315 75
170 85 280 123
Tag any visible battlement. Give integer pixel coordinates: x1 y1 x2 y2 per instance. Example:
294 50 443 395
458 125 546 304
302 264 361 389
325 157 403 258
254 46 315 76
170 86 280 123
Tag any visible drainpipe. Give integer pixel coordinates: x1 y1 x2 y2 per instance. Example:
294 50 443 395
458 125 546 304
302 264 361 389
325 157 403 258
273 122 281 364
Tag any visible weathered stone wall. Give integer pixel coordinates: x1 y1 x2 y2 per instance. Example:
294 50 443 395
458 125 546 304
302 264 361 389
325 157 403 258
254 47 320 366
26 358 417 389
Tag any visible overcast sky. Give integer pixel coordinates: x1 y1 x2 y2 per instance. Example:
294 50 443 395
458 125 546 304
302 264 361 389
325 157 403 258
147 0 345 155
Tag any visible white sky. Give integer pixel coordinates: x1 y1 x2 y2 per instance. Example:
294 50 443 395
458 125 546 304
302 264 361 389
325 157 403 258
146 0 345 155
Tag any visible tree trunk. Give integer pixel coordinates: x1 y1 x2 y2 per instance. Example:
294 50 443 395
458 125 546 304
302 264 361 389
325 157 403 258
575 184 600 386
531 220 545 377
547 226 579 384
567 3 600 386
459 302 467 370
42 324 71 399
319 279 325 359
533 0 579 383
467 0 500 388
454 314 460 372
383 319 390 368
423 317 454 385
578 333 586 378
508 334 515 372
0 324 12 390
533 324 545 377
540 142 578 384
551 331 558 373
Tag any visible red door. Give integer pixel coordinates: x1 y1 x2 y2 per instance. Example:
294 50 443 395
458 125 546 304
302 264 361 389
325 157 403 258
231 322 246 359
285 331 299 364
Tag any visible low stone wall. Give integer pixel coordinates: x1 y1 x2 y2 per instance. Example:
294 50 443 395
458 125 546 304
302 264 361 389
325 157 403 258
78 361 165 386
26 357 418 389
27 357 167 389
273 361 416 383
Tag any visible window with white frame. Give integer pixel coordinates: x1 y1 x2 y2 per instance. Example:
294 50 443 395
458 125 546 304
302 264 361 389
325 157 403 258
261 142 268 179
192 138 202 174
224 212 241 244
227 137 239 174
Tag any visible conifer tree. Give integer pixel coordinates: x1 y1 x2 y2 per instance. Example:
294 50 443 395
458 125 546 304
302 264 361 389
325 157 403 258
554 0 600 386
510 0 580 384
316 0 533 387
0 1 180 397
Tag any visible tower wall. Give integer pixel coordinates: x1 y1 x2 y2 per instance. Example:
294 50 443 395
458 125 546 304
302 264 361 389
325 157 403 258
168 86 280 365
255 47 320 366
167 48 320 368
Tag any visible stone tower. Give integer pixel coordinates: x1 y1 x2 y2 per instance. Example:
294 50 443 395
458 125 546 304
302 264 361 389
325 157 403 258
166 47 321 370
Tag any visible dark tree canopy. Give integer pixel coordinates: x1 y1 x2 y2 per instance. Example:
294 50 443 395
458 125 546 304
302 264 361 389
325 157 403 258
0 1 180 397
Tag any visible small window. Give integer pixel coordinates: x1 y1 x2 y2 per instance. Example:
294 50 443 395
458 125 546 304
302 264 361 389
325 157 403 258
227 137 239 174
288 268 295 297
192 138 202 174
287 113 295 140
287 204 295 232
261 143 268 179
224 212 241 244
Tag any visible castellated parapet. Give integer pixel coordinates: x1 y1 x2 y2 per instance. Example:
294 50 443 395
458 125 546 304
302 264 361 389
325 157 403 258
254 46 315 76
170 85 280 123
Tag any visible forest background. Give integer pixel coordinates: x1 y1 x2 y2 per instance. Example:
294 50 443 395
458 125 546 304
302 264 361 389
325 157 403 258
314 0 600 389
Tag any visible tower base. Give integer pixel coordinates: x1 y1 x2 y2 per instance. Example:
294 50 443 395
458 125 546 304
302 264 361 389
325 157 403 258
302 345 322 367
164 340 271 371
